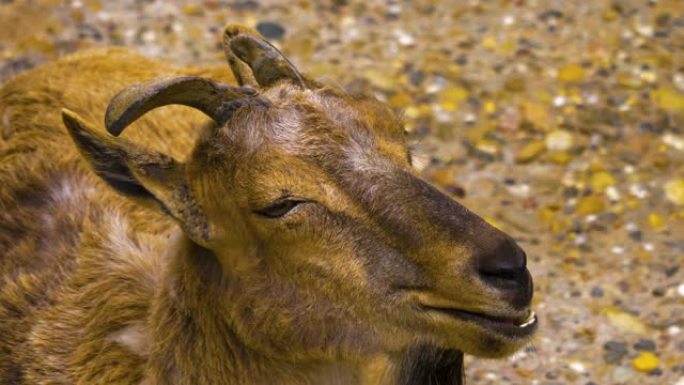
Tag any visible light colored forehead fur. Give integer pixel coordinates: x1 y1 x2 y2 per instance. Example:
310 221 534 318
189 83 408 175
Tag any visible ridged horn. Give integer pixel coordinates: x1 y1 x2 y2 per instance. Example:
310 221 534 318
222 24 305 88
105 76 257 136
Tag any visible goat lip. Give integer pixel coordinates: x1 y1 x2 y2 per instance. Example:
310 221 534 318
422 306 537 338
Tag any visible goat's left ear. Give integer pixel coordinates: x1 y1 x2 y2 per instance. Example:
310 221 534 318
62 109 209 243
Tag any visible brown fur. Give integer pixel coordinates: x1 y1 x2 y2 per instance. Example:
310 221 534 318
0 27 534 385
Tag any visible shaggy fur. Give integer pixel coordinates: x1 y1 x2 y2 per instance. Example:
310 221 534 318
0 26 534 385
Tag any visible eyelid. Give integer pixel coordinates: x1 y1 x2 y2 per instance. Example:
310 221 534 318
254 197 310 218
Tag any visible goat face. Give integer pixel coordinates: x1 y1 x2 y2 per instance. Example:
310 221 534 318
63 25 536 361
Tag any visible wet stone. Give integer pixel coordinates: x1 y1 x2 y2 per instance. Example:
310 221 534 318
603 341 628 364
590 286 604 297
409 70 425 86
633 339 656 351
256 21 286 40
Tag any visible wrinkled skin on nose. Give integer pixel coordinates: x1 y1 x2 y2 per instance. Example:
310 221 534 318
340 163 509 269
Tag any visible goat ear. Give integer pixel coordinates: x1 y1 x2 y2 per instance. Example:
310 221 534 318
62 109 210 243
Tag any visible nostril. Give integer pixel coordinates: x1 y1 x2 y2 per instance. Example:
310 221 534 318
479 267 528 291
476 238 527 276
480 267 526 282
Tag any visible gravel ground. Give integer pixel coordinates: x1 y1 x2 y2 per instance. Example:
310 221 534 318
1 0 683 384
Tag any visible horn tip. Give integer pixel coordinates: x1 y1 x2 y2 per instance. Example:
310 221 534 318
104 104 124 137
222 24 262 40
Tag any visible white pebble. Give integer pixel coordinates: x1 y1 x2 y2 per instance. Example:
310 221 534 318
553 95 567 107
606 186 621 201
393 29 415 46
545 130 574 151
674 73 684 91
585 93 599 105
142 30 156 43
629 184 649 199
569 361 587 373
663 133 684 151
463 112 477 124
677 283 684 297
506 183 531 198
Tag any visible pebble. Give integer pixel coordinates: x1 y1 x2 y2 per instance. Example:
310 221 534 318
603 341 628 364
631 352 660 372
590 171 616 192
575 196 605 216
633 339 656 351
256 21 286 40
515 140 546 163
558 64 586 83
590 286 604 297
664 179 684 205
181 4 203 16
568 361 587 373
604 308 647 334
545 130 574 152
612 366 635 382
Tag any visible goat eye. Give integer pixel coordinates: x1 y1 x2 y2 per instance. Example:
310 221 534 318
255 199 303 218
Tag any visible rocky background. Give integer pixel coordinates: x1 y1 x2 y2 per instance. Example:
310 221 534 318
1 0 683 384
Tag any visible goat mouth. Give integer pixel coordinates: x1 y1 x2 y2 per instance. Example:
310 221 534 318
422 306 537 338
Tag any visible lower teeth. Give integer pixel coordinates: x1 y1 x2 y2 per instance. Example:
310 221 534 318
517 311 536 328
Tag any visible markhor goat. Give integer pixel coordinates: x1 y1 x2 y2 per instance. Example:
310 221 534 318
0 25 536 385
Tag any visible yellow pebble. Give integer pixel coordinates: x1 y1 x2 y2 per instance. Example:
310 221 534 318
664 179 684 205
590 171 616 192
523 102 551 131
654 88 684 111
404 106 420 119
482 36 497 50
515 140 546 163
484 100 497 114
548 151 571 165
647 213 665 230
440 100 458 112
389 91 412 108
441 86 468 103
632 352 659 372
182 4 204 16
558 64 586 83
575 196 605 215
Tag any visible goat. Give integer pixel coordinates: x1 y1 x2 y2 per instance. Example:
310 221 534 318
0 25 536 384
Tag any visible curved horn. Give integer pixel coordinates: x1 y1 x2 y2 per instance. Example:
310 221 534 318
222 24 305 88
105 76 257 136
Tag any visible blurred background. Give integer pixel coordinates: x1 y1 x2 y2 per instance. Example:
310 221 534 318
1 0 683 384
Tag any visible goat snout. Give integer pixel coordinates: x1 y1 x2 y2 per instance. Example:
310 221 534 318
475 237 532 309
